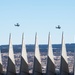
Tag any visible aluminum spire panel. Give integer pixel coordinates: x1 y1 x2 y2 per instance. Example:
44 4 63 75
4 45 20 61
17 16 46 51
7 34 16 75
20 33 29 75
0 50 3 75
46 32 55 75
60 32 69 75
33 33 42 75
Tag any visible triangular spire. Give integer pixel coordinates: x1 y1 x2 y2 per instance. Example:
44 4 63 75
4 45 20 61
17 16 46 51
60 32 69 75
0 50 3 75
48 32 54 63
46 32 55 75
61 32 68 62
34 33 41 63
20 33 29 75
7 33 16 75
9 34 15 64
33 33 42 75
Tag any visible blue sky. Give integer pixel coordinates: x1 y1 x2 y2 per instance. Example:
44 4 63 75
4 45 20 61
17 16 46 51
0 0 75 44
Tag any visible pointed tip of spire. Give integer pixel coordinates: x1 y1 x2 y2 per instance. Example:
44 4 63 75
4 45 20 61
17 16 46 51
9 33 12 43
49 32 50 35
22 32 24 36
9 33 11 39
62 31 64 37
48 32 50 36
35 32 37 40
48 32 51 42
9 33 11 36
35 32 37 37
48 32 51 38
22 33 24 39
62 31 64 41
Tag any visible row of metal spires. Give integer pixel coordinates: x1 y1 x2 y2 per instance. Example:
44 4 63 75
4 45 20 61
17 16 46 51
0 32 73 75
